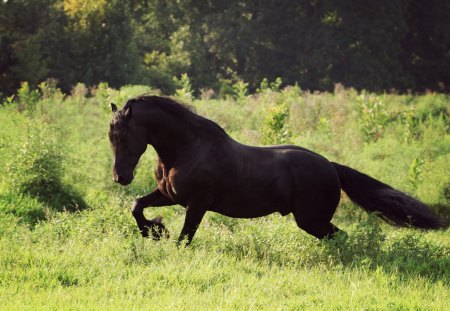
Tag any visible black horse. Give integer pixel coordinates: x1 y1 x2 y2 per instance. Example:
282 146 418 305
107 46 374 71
109 96 445 244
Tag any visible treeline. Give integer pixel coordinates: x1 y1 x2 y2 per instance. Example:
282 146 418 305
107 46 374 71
1 0 449 96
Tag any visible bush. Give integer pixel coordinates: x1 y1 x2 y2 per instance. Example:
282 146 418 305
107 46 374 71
5 122 62 198
232 79 249 104
261 102 292 145
173 73 194 101
356 94 390 143
17 81 40 112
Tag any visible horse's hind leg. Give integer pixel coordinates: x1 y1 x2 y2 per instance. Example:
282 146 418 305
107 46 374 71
131 189 173 239
293 187 342 240
294 215 342 239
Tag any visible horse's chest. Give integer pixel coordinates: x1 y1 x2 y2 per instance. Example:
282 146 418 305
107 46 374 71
157 167 188 203
157 163 215 205
157 168 174 196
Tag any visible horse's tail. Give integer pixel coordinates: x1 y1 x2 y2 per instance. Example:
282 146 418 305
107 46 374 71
332 162 447 229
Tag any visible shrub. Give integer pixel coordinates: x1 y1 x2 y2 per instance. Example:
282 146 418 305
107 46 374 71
5 122 63 199
70 83 89 100
257 77 283 93
232 79 249 104
357 94 390 143
39 79 63 100
17 81 40 112
261 102 292 145
174 73 193 101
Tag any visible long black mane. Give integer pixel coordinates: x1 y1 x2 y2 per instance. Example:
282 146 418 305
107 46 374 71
129 95 227 136
132 95 195 115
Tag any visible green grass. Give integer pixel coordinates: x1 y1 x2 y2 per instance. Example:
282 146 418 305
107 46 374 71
0 210 448 310
0 84 449 310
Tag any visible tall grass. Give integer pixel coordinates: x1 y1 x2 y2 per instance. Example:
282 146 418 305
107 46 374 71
0 84 448 309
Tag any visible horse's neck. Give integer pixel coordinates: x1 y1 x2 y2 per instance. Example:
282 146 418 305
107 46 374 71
137 105 229 167
147 116 199 167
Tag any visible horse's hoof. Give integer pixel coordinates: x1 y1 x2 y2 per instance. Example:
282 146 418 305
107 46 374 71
146 217 170 240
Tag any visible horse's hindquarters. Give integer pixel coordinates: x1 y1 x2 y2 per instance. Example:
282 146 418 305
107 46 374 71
286 151 341 224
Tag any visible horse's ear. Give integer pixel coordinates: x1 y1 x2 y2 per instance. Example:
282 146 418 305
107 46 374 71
111 103 118 113
124 105 132 119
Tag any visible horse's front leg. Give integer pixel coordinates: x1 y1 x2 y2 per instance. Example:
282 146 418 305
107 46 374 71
178 198 212 246
132 189 174 239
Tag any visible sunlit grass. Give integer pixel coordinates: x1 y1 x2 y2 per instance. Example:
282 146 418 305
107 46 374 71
0 85 448 309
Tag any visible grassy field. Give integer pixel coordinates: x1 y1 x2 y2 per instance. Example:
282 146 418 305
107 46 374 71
0 83 449 310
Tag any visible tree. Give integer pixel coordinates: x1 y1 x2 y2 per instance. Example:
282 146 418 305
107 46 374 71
0 0 448 95
0 0 56 94
401 0 450 92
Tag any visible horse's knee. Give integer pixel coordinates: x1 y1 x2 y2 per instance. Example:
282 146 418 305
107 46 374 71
131 200 143 216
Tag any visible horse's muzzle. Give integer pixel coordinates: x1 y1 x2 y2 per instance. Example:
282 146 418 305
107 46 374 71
113 173 132 185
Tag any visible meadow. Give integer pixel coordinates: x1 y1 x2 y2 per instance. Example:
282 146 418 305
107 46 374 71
0 82 449 310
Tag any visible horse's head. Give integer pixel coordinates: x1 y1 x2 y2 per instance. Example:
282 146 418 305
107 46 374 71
109 102 147 185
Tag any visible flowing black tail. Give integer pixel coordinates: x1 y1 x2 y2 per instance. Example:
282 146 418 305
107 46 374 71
332 162 447 229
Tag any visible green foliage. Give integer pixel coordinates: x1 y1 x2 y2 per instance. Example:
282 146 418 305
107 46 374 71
258 77 283 93
408 156 425 191
173 73 193 101
1 1 449 96
231 79 248 104
2 95 15 106
39 79 63 100
110 84 156 108
216 77 235 99
357 94 390 143
261 102 292 145
69 82 87 96
401 107 419 143
17 81 40 111
5 121 62 198
93 81 111 110
0 192 47 225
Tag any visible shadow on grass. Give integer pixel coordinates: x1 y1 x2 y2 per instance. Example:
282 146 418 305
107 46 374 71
207 214 449 286
322 221 449 285
429 203 450 227
326 203 449 284
0 181 87 227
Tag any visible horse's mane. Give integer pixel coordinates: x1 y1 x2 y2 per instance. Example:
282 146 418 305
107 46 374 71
128 95 227 136
132 95 195 117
